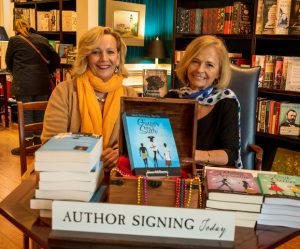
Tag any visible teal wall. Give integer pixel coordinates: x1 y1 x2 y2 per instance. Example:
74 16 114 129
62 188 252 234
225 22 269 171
99 0 174 64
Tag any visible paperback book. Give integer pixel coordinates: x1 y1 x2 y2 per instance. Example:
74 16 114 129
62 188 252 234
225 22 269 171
122 112 180 177
38 161 102 182
34 133 102 164
205 199 261 213
206 169 263 204
257 173 300 206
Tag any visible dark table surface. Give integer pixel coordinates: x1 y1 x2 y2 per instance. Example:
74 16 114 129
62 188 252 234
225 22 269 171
1 175 300 249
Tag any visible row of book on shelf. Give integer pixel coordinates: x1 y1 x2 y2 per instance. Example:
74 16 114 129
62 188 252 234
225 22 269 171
30 129 300 231
175 50 300 93
252 54 300 92
176 1 252 35
256 99 300 136
14 8 77 32
256 0 300 35
174 50 250 67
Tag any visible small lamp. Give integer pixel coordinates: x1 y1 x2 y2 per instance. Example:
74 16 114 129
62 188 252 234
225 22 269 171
0 26 9 41
147 37 168 68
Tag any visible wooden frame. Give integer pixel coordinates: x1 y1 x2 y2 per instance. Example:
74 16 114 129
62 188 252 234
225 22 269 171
105 0 145 46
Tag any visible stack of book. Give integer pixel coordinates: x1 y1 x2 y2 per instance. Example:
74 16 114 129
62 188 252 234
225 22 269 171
30 133 103 218
257 173 300 229
205 168 264 228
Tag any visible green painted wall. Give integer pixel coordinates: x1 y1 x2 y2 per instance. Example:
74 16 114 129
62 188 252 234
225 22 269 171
99 0 174 64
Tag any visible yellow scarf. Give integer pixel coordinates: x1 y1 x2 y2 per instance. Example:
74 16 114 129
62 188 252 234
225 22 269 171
77 70 123 149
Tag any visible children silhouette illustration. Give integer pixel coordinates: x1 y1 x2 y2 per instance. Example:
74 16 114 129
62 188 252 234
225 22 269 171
217 178 233 191
139 143 148 168
148 136 163 168
163 143 171 166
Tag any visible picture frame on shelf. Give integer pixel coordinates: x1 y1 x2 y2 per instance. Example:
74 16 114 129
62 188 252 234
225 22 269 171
105 0 146 46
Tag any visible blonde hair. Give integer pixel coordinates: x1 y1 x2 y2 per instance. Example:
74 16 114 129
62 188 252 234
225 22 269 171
176 35 231 89
14 19 30 36
72 26 128 78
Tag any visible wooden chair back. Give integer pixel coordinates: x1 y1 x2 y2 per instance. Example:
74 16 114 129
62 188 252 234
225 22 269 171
17 101 48 176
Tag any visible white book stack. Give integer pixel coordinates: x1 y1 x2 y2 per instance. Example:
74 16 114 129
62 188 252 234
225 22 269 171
257 173 300 229
30 133 104 218
204 167 278 229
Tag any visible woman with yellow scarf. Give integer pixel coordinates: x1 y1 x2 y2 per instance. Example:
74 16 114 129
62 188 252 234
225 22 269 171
41 26 137 173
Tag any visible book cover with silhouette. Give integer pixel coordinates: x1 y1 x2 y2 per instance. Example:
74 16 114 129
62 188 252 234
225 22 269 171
122 112 180 177
257 173 300 206
206 169 263 204
143 69 167 97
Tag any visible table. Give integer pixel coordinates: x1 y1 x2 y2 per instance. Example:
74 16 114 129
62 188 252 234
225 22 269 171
1 175 300 249
0 71 10 127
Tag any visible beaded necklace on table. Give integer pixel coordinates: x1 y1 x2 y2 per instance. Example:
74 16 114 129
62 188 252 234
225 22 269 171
110 167 202 208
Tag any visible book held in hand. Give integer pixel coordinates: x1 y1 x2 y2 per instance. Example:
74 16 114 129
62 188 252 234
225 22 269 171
122 113 180 177
206 169 263 204
35 133 102 164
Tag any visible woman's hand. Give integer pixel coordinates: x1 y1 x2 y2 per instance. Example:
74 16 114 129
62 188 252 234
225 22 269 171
101 147 119 173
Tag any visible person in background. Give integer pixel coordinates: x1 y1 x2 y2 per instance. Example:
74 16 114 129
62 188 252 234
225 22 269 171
41 26 137 173
165 35 242 168
5 19 60 155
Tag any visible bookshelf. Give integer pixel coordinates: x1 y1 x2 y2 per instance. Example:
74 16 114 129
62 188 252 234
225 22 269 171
172 0 300 170
13 0 76 45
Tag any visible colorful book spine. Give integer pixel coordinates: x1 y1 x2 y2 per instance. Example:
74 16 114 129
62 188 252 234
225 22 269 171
275 0 292 34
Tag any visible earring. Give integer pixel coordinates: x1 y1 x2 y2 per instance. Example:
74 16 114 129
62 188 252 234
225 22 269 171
213 78 219 85
114 65 119 73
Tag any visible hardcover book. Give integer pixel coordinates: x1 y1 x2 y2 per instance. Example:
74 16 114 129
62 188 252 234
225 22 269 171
289 0 300 34
274 0 292 34
278 102 300 136
122 113 180 177
34 133 102 164
143 69 167 98
58 44 74 64
262 0 277 34
206 169 263 204
285 58 300 92
257 173 300 206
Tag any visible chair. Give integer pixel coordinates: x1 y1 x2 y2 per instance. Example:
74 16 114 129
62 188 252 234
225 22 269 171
17 101 48 249
17 101 48 177
229 64 263 170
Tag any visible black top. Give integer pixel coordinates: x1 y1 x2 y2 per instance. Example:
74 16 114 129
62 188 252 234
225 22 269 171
165 91 239 166
5 32 60 97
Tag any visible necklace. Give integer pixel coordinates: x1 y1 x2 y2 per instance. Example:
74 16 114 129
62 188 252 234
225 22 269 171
95 92 107 103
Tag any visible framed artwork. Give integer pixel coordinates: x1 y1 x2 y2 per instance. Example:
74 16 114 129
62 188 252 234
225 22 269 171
105 0 146 46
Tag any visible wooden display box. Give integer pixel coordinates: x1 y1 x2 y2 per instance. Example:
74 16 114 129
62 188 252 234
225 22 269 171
108 97 202 208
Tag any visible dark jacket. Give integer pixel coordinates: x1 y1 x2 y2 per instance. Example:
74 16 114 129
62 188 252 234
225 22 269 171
5 32 60 97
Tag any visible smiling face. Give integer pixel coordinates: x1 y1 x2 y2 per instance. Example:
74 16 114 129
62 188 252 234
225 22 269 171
87 34 120 82
187 45 220 90
287 110 297 124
